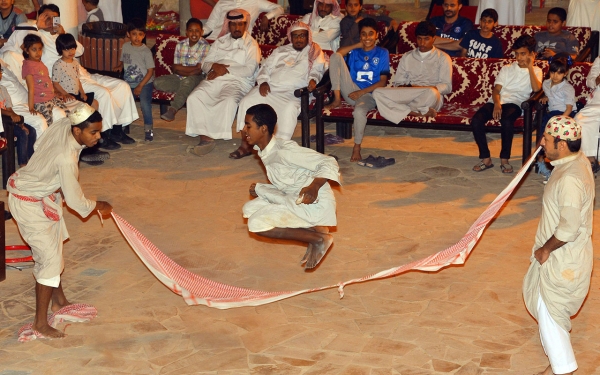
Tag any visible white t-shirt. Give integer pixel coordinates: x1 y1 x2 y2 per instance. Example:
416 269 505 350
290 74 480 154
488 62 543 106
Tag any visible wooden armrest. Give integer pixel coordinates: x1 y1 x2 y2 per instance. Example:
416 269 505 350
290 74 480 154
522 90 545 111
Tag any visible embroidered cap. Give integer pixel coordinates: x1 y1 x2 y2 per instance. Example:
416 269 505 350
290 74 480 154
68 102 96 126
545 116 581 141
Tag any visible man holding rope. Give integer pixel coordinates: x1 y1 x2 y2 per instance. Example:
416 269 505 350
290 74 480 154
8 102 112 339
523 116 594 375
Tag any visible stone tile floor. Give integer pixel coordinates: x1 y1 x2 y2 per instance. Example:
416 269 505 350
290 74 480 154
2 2 600 374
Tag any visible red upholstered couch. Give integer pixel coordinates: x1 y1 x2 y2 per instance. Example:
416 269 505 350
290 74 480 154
396 21 599 62
308 58 596 165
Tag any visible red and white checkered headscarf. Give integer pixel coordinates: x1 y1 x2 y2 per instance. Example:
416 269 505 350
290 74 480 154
307 0 341 26
218 9 251 38
286 21 323 72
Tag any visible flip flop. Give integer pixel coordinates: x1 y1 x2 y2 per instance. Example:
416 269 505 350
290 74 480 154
500 164 513 174
362 156 395 169
189 140 215 156
473 161 494 172
357 155 377 167
229 149 252 159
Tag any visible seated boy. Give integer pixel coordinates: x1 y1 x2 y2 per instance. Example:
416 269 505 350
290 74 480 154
154 18 209 122
242 104 340 270
471 35 542 174
453 8 503 58
325 17 390 162
535 7 578 60
339 0 395 48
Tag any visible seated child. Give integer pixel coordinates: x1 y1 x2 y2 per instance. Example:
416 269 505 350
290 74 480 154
339 0 395 48
153 18 209 122
22 34 68 126
325 17 390 161
82 0 104 23
471 35 542 174
242 104 340 270
535 7 578 60
0 75 35 167
114 18 155 141
52 33 99 109
457 8 503 58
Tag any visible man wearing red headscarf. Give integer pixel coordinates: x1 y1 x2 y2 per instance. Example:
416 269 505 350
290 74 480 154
229 22 326 159
185 9 260 156
301 0 342 51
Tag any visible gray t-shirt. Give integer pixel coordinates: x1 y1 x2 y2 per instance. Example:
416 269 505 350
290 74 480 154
0 9 27 39
534 30 579 58
120 42 155 87
52 59 81 94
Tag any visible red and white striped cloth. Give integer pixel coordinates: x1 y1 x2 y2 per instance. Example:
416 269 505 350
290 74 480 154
114 148 540 309
18 303 98 342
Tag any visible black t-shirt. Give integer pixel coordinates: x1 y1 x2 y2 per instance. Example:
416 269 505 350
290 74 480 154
459 30 503 58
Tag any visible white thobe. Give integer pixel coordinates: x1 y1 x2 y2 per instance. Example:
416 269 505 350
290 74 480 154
575 57 600 157
243 137 340 232
301 13 341 51
567 0 600 31
373 47 452 124
203 0 284 41
185 32 260 140
0 59 62 134
236 44 326 140
7 118 96 287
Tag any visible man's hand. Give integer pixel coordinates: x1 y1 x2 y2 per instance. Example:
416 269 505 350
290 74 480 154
207 63 230 80
95 201 113 216
539 97 548 104
249 183 258 197
348 89 364 101
112 63 123 72
260 15 270 31
307 79 317 92
259 82 271 97
298 184 320 204
541 48 556 59
493 103 502 121
133 85 142 96
57 24 65 35
62 93 76 102
10 113 22 123
534 247 551 265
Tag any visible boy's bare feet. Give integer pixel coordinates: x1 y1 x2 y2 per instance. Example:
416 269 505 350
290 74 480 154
534 365 554 375
32 321 64 339
350 144 362 162
300 227 330 264
305 233 334 269
324 98 342 111
409 108 437 118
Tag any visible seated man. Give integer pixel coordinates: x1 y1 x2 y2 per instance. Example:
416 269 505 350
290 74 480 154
154 17 210 122
535 7 579 61
202 0 283 40
575 56 600 171
471 35 542 174
242 104 340 270
325 17 390 162
185 9 260 156
230 21 326 159
373 21 452 123
301 0 342 51
430 0 473 57
0 0 27 48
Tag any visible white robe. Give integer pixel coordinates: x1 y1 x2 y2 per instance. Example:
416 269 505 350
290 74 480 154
575 57 600 157
185 32 260 140
236 44 326 140
301 13 341 51
7 118 96 287
243 137 340 232
203 0 284 41
567 0 600 31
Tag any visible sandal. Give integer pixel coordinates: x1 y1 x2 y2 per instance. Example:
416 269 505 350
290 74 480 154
473 161 494 172
229 148 252 159
500 164 514 174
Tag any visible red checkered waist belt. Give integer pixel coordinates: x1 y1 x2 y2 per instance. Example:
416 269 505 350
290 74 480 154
8 174 61 222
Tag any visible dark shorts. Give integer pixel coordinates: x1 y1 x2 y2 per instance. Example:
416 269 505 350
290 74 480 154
70 92 95 106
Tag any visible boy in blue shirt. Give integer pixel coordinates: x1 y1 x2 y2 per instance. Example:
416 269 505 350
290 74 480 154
456 8 503 58
324 17 390 162
114 18 155 141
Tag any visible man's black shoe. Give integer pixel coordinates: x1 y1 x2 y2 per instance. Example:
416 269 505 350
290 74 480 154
111 125 135 144
4 210 12 220
99 131 121 150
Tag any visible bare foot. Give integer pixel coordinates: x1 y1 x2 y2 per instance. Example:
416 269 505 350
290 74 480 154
32 321 65 339
534 365 554 375
324 98 342 111
300 244 312 264
51 300 71 313
300 227 330 264
305 233 334 270
350 144 362 162
408 108 437 118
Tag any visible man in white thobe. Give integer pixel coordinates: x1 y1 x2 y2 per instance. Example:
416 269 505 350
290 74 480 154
7 102 112 339
202 0 284 41
229 21 326 159
567 0 600 31
522 116 594 375
0 4 138 150
242 104 340 270
575 56 600 168
301 0 342 51
373 21 452 124
185 9 260 156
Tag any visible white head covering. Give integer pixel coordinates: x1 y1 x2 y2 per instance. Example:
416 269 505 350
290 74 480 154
308 0 341 26
287 21 323 72
68 102 96 126
218 9 251 38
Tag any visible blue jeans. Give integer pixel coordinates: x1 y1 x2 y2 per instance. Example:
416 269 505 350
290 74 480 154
132 82 154 128
13 123 36 166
